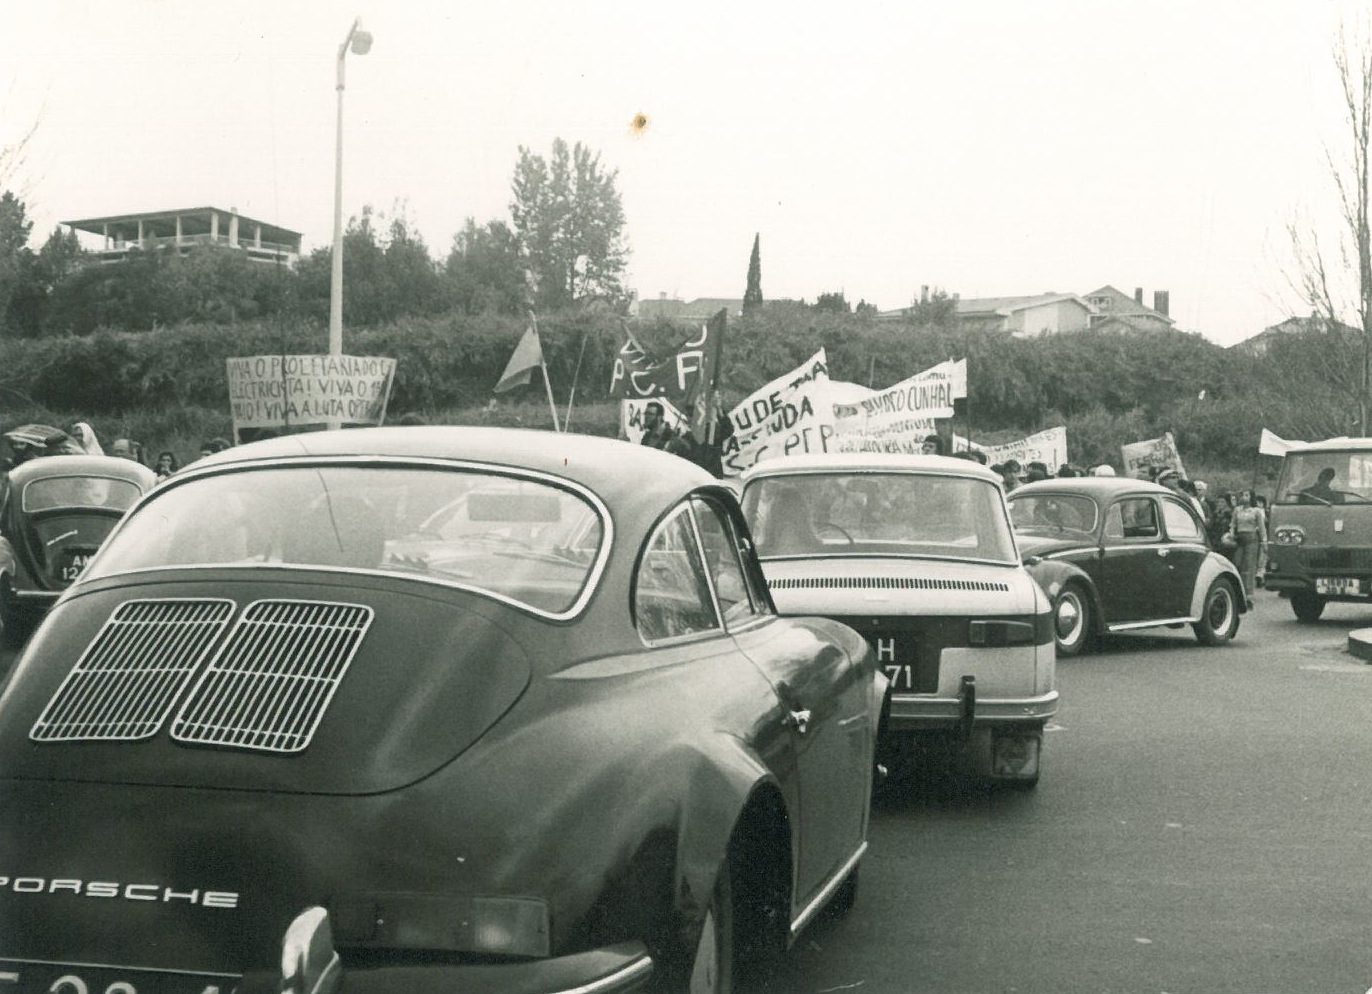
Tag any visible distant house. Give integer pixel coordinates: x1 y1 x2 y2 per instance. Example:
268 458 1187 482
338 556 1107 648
632 293 799 320
877 292 1092 336
1231 315 1360 355
1082 285 1174 332
63 207 302 266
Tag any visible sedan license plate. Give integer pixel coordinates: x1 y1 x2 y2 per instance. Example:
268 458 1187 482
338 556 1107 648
0 960 240 994
868 635 917 692
1315 577 1366 596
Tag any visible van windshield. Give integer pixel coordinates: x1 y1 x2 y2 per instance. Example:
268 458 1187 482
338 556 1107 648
1275 451 1372 505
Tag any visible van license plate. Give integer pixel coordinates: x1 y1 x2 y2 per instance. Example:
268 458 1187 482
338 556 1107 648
1315 577 1366 596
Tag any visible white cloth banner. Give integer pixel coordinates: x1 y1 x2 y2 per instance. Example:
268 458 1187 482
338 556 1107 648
972 427 1069 474
830 359 965 450
720 350 834 476
1258 428 1303 457
1121 431 1186 479
620 397 689 444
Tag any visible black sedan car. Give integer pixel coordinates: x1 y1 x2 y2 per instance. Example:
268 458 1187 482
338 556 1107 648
1008 477 1244 655
0 426 884 994
0 453 158 646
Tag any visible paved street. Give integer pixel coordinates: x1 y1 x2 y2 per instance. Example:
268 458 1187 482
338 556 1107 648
776 591 1372 993
4 590 1372 993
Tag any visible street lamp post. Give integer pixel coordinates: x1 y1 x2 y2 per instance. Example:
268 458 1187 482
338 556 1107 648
328 17 373 361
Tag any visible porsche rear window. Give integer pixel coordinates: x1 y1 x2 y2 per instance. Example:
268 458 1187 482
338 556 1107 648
84 466 606 615
23 476 143 512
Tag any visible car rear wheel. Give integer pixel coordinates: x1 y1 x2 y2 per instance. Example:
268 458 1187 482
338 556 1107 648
1291 590 1326 623
1052 584 1092 656
1193 577 1240 645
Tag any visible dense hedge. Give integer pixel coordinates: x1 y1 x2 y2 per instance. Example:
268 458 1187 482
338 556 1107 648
0 308 1360 472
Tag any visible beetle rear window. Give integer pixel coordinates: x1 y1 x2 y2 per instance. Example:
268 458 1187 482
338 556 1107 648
84 466 605 615
23 476 144 513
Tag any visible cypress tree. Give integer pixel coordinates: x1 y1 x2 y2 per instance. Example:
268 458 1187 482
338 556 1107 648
743 233 763 313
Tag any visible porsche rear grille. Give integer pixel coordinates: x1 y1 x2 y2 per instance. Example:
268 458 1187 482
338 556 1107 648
769 576 1010 592
170 600 373 753
30 599 236 742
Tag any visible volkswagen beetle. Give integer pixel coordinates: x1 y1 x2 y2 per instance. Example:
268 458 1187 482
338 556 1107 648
0 453 158 646
0 426 883 994
1008 477 1244 655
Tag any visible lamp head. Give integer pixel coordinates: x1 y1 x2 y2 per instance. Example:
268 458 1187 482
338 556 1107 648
350 26 373 55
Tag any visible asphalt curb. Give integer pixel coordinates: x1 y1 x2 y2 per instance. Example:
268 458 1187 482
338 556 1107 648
1347 628 1372 662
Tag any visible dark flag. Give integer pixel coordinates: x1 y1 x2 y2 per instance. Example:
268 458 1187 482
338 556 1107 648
609 309 726 402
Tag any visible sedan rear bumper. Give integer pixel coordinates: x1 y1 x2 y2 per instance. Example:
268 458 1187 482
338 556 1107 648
888 689 1059 731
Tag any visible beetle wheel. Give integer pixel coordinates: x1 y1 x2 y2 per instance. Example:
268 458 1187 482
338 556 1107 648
1053 584 1092 656
1193 577 1240 646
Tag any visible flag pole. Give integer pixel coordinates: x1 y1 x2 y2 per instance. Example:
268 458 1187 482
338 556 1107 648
563 328 589 431
533 315 561 433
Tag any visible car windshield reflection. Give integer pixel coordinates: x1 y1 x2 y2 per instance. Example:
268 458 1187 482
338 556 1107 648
84 465 605 615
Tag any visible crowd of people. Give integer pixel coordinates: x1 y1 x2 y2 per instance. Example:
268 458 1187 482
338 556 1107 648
1 421 233 480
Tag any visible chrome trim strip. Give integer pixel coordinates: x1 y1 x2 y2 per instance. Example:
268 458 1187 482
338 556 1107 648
760 552 1020 567
0 956 238 980
551 954 654 994
78 456 615 624
791 841 867 938
1107 616 1193 631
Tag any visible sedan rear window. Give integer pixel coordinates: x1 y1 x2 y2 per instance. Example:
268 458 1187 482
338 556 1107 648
85 466 606 616
741 472 1017 564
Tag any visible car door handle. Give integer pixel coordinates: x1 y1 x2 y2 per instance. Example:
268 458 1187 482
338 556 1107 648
785 708 812 735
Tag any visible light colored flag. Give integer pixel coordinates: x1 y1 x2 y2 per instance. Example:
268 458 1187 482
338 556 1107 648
494 326 544 393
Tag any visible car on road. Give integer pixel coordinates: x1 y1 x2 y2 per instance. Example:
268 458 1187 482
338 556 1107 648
0 453 158 646
0 426 884 994
739 453 1056 787
1264 438 1372 621
1008 477 1244 654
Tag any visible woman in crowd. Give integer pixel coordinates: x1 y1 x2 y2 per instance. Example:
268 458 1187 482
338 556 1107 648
1209 491 1236 557
154 450 180 480
1227 489 1267 609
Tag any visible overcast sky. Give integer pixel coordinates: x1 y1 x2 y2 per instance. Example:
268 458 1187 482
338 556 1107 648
3 0 1366 346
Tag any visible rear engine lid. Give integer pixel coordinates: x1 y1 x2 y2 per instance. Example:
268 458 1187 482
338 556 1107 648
0 574 532 794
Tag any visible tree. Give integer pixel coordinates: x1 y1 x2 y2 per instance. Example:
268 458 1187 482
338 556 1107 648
743 233 763 312
1290 23 1372 433
813 291 851 314
509 139 628 311
0 191 34 334
444 218 525 315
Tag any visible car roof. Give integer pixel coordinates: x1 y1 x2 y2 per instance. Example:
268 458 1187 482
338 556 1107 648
739 452 1001 483
185 425 717 507
6 454 158 487
1284 437 1372 453
1008 477 1174 499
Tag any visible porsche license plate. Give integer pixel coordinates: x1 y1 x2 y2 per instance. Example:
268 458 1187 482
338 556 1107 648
1315 577 1366 596
0 960 240 994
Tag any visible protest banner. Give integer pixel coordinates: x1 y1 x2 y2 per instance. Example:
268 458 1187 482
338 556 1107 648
608 313 724 401
973 426 1069 474
720 349 834 475
227 355 396 438
1121 431 1185 480
830 359 966 451
620 397 689 444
